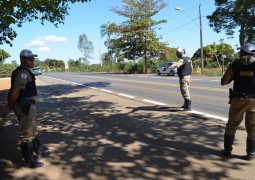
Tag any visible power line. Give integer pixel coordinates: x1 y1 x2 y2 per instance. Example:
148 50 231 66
161 17 200 36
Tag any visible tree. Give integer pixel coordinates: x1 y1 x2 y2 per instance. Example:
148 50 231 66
110 0 168 73
101 53 112 65
78 34 94 63
11 60 18 68
159 47 178 61
207 0 255 46
100 22 118 48
0 49 11 62
192 43 234 68
0 0 91 46
100 22 118 61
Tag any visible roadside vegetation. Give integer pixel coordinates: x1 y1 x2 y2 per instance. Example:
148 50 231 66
0 0 254 78
0 57 227 78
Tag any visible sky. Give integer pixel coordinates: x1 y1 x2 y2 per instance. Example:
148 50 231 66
1 0 240 65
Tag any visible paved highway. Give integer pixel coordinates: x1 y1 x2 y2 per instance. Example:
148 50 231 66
41 72 233 120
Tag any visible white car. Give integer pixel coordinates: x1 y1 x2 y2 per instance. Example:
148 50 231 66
31 67 42 76
155 62 177 76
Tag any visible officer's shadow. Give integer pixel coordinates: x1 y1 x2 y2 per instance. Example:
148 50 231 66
0 115 23 168
128 105 183 113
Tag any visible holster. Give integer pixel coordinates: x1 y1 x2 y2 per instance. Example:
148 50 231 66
228 88 233 104
18 99 35 115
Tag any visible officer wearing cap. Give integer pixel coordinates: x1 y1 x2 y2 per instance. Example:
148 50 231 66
221 43 255 160
168 48 193 111
2 49 49 168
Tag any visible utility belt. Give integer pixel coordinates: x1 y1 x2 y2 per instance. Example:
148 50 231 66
232 92 255 99
228 88 255 104
17 99 35 115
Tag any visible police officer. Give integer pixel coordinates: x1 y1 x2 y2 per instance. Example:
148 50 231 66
221 43 255 160
168 48 193 111
2 49 49 168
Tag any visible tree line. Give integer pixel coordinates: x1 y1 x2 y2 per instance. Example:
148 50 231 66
0 0 254 75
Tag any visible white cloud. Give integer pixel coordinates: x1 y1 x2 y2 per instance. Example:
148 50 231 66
37 46 50 52
26 35 67 55
27 39 45 47
27 35 67 48
44 35 67 43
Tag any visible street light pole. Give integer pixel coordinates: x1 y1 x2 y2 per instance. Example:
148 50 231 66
175 5 204 75
175 7 199 28
99 38 102 67
199 4 204 75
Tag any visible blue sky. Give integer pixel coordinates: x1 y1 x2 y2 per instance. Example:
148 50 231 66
1 0 240 64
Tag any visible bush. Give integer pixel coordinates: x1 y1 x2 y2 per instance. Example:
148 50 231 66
115 62 126 73
0 63 15 78
204 61 219 68
146 60 157 74
203 68 223 77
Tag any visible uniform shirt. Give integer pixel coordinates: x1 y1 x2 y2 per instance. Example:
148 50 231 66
12 67 33 89
176 59 185 68
221 55 255 85
11 67 37 100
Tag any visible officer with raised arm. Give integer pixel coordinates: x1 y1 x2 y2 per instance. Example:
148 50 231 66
168 48 193 111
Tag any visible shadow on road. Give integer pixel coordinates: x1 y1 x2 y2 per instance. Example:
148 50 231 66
0 81 249 179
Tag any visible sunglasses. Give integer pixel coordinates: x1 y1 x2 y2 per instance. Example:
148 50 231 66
27 58 35 61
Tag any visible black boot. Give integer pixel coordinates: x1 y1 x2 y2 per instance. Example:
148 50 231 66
20 141 44 168
246 138 255 160
222 134 234 158
183 99 191 111
181 100 186 108
32 135 50 160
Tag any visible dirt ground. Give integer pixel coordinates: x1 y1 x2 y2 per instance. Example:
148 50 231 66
0 77 10 92
0 78 10 121
1 76 255 180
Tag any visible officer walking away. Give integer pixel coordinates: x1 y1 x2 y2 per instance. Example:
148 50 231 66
168 48 193 111
2 49 49 168
221 43 255 160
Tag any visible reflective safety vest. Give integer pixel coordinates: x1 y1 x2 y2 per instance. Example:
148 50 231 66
232 60 255 94
177 57 192 77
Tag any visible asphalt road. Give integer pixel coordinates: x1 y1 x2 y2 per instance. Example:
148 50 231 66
0 75 253 179
42 72 232 120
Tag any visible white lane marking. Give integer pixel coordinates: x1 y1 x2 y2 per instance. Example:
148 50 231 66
211 80 221 82
89 86 99 90
142 99 167 106
43 76 79 85
118 93 135 99
100 89 113 93
42 75 228 122
191 110 227 122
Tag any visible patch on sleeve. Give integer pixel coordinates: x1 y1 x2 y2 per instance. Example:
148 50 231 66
19 81 26 87
20 74 27 79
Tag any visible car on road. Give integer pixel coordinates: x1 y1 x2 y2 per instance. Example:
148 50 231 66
31 67 42 76
155 62 177 76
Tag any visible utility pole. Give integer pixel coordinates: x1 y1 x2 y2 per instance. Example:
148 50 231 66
175 5 204 75
199 4 204 75
99 40 102 66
